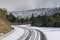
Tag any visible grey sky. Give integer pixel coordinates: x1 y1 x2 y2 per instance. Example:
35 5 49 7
0 0 60 11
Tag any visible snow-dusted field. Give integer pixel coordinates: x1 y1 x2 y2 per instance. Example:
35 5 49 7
1 24 60 40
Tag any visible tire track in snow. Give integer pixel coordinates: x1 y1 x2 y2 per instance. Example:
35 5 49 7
17 27 30 40
18 26 47 40
35 29 47 40
18 27 35 40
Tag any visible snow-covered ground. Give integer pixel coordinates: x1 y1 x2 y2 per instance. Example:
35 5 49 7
1 26 25 40
30 26 60 40
18 24 60 40
1 24 60 40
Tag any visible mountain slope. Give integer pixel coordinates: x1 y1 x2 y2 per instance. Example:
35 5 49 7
11 7 60 18
0 18 11 35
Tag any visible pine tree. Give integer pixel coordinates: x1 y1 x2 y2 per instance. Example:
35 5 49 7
30 14 35 26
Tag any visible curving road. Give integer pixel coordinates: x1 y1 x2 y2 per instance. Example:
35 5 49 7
1 25 47 40
17 25 47 40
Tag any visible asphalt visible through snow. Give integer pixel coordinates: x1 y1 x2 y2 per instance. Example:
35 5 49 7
1 25 47 40
17 25 47 40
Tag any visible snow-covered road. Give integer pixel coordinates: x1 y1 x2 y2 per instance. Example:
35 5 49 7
1 26 25 40
1 24 60 40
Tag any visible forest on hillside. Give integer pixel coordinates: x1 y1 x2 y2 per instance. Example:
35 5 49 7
6 12 60 27
0 8 60 27
30 13 60 27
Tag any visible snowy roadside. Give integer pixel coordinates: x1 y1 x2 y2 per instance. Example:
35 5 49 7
29 26 60 40
1 26 25 40
0 30 14 39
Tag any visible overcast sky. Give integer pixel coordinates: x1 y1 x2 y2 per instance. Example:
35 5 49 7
0 0 60 11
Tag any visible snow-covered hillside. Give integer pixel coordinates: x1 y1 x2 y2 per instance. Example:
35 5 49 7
11 7 60 18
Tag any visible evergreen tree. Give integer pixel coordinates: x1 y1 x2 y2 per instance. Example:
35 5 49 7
30 14 35 26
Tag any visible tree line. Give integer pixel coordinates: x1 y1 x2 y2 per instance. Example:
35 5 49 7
31 13 60 27
6 13 30 24
0 8 60 27
6 12 60 27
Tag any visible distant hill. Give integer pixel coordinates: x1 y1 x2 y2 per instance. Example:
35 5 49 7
11 7 60 18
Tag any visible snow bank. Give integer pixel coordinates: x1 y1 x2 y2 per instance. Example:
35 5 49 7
1 26 24 40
